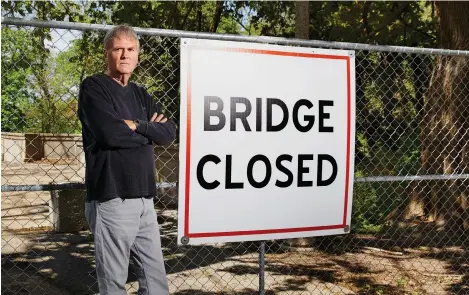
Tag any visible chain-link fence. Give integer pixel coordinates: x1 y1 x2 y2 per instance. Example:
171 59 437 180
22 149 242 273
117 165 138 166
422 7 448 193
2 18 468 295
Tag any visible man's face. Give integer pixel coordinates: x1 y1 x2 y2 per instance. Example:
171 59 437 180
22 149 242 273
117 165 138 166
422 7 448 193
105 35 139 75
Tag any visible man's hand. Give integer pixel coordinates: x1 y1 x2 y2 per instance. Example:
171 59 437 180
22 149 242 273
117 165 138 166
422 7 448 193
124 120 137 131
150 113 168 123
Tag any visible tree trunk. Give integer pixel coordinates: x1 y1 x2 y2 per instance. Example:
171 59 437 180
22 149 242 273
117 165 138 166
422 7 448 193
414 2 469 230
210 1 224 33
295 1 309 39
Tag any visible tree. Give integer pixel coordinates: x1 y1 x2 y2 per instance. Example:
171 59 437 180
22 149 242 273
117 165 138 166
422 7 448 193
295 1 309 39
1 1 85 133
415 2 469 229
1 27 36 132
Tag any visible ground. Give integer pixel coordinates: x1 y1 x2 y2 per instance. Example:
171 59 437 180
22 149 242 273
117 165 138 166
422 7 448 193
1 163 468 294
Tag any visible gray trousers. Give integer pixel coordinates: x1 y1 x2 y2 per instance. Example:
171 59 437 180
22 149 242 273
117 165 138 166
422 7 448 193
85 197 169 295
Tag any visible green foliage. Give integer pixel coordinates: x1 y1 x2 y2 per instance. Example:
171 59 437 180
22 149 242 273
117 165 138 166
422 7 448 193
1 25 92 133
352 177 407 234
352 180 383 234
1 27 36 132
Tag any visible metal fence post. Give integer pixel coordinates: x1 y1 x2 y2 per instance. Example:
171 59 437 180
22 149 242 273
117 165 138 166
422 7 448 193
259 241 265 295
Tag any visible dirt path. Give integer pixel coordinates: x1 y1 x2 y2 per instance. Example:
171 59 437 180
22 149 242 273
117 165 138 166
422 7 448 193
2 225 466 295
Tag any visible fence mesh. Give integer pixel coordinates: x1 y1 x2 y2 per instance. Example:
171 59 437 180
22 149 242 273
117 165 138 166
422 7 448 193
1 21 468 295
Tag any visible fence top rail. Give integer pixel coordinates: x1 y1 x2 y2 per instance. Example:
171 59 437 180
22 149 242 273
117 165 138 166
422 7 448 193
2 174 469 192
3 17 469 57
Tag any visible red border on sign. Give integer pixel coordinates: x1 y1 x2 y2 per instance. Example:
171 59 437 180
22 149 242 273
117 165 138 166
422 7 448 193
184 47 352 238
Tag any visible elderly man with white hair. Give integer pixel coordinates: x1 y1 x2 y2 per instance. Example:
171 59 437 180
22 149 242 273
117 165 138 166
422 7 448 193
78 24 174 295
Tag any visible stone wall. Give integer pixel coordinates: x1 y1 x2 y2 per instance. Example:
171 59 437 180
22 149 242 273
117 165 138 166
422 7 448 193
2 132 178 182
42 134 82 162
2 133 26 164
2 133 83 164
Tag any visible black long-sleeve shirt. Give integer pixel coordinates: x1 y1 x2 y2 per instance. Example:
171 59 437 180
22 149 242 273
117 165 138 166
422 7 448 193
78 73 176 201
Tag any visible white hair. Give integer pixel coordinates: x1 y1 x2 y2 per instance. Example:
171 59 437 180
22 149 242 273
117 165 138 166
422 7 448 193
104 24 140 51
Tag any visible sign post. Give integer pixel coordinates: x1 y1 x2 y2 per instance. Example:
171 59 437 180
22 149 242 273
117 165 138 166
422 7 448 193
178 38 356 246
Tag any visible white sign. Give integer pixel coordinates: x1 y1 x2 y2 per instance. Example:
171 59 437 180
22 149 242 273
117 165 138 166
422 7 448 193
178 38 355 245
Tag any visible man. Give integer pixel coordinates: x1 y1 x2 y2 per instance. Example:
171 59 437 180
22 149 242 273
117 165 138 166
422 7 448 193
78 24 175 295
